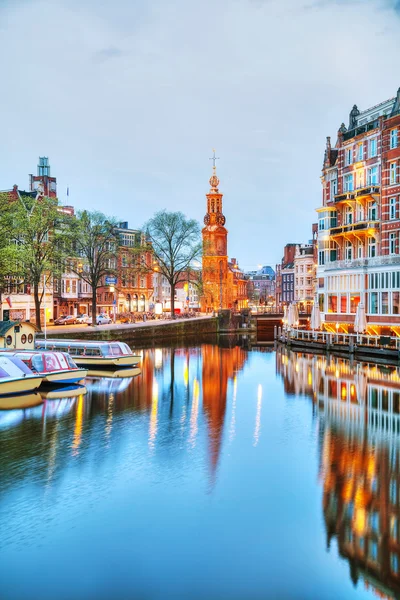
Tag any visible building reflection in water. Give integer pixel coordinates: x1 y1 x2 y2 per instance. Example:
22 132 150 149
201 344 247 483
277 347 400 600
0 342 250 500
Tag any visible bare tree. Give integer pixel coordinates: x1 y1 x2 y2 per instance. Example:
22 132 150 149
71 211 118 322
143 211 201 318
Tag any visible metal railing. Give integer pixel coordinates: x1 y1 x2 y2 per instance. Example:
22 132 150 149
280 327 400 351
324 255 400 271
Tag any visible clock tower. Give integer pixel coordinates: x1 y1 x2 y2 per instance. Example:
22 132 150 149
201 153 231 312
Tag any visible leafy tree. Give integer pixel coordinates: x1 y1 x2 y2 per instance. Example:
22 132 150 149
0 193 24 318
11 195 72 330
143 211 201 317
71 211 118 322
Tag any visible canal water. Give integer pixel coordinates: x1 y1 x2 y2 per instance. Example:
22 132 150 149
1 338 399 600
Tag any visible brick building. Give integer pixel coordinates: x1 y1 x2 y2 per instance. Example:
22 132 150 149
275 243 297 310
317 86 400 333
201 158 247 312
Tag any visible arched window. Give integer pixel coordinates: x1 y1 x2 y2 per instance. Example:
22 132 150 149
132 294 138 312
139 294 146 312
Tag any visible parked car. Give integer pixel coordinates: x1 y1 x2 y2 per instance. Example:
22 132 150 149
96 314 112 325
76 313 91 324
85 314 112 326
54 315 77 326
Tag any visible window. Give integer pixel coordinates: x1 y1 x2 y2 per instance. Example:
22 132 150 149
390 197 397 220
391 516 398 541
345 147 353 166
367 166 378 185
370 292 378 314
369 138 377 158
357 143 363 161
393 291 400 314
345 206 353 225
391 553 399 574
382 291 389 314
390 232 397 255
328 295 338 312
391 129 398 149
390 163 397 185
344 174 354 192
369 541 378 561
390 479 397 504
357 242 363 259
345 240 352 260
332 178 337 195
368 202 377 221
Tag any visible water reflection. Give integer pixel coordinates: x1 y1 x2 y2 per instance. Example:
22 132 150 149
0 342 249 500
277 347 400 600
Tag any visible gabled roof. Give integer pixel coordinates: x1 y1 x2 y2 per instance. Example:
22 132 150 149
0 321 38 336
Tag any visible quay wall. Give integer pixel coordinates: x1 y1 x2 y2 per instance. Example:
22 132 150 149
41 317 219 345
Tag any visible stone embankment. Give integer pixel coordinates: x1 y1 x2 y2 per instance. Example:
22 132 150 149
41 316 218 344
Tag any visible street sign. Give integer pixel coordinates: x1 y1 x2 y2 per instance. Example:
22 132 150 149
105 276 117 285
113 300 116 305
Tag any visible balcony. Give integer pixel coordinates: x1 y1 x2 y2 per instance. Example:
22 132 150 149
330 220 380 238
342 119 380 141
334 185 380 204
324 255 400 271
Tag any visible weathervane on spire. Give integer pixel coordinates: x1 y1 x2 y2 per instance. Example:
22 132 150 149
209 149 219 172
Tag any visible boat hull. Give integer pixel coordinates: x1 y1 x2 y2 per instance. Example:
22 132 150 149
73 356 141 367
0 376 43 397
43 369 88 384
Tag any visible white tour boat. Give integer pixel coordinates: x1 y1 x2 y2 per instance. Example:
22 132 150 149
35 339 141 368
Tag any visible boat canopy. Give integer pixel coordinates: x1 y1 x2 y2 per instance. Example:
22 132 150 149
36 340 134 357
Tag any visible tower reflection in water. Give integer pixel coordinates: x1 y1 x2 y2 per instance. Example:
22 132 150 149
277 347 400 600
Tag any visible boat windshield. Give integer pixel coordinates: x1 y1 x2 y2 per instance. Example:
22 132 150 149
55 353 69 369
119 343 133 355
0 356 27 378
32 354 45 373
43 353 62 372
64 354 78 369
8 356 33 375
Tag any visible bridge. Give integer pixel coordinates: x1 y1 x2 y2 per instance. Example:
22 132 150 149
254 313 310 342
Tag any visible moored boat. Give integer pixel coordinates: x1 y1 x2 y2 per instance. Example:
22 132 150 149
35 340 141 368
0 355 43 397
7 350 88 385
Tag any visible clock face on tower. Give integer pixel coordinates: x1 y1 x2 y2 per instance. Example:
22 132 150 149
216 213 226 226
204 214 210 225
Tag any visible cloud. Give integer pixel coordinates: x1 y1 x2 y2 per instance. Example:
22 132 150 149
93 46 123 63
0 0 399 267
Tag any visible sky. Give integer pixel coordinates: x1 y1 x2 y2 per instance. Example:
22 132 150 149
0 0 399 269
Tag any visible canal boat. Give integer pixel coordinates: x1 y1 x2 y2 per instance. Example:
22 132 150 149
0 355 43 397
35 339 141 368
7 350 88 385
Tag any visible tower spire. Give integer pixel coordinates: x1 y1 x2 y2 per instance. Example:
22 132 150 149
209 148 219 173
